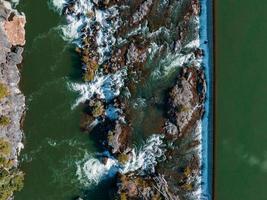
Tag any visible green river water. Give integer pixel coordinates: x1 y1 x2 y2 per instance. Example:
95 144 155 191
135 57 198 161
216 0 267 199
16 1 105 199
15 0 267 199
15 0 174 199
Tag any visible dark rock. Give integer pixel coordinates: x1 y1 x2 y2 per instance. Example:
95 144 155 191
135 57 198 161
102 156 109 165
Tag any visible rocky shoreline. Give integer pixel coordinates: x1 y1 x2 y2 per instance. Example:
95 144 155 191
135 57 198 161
0 0 25 199
52 0 207 199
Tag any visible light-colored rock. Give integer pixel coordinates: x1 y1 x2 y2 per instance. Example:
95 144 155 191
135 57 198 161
3 15 26 46
0 1 25 166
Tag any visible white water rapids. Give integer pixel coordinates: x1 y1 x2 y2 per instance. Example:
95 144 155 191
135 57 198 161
49 0 205 197
76 134 165 186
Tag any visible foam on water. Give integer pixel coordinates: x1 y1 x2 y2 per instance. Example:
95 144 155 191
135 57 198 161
50 0 209 198
60 18 86 42
69 68 127 109
150 51 201 80
149 18 201 80
50 0 120 64
76 134 165 186
48 0 67 12
11 0 20 6
76 152 119 186
122 134 166 174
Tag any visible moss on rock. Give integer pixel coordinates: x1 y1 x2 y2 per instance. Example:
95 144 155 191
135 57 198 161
0 139 24 200
0 83 9 100
0 116 11 127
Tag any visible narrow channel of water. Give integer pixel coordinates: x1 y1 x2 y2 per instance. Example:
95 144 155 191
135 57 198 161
16 1 103 199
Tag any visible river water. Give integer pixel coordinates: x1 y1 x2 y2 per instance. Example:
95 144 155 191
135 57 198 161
215 0 267 200
16 1 103 199
15 0 212 199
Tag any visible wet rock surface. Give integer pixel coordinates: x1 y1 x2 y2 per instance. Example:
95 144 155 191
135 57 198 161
57 0 206 199
115 66 206 200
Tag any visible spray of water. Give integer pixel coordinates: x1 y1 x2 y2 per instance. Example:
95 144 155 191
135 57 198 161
75 134 165 186
68 68 127 109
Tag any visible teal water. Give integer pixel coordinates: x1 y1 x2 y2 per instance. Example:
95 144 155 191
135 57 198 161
216 0 267 199
16 1 102 199
16 1 170 199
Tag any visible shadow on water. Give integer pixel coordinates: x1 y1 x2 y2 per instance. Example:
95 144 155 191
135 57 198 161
80 179 117 200
68 47 83 82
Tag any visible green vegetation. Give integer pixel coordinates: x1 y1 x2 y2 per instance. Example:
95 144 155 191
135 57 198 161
183 166 191 177
0 139 11 157
0 169 24 200
117 154 129 165
0 83 9 100
181 183 192 191
120 192 127 200
0 116 11 127
91 101 104 118
0 138 24 200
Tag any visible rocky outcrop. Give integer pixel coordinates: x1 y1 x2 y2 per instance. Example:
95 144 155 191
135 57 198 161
107 121 132 154
0 0 25 166
0 1 25 199
165 66 206 138
3 15 26 46
59 0 206 199
116 66 206 200
116 173 181 200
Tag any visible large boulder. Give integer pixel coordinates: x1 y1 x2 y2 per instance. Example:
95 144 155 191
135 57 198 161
166 66 206 137
3 15 26 46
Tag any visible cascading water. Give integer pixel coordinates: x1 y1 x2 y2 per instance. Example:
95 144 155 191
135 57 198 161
69 68 127 109
47 0 211 199
75 134 166 187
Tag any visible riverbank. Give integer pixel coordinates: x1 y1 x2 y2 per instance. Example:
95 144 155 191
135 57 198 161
0 0 26 199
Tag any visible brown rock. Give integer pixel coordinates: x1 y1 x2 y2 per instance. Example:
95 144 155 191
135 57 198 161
4 15 26 46
166 66 206 137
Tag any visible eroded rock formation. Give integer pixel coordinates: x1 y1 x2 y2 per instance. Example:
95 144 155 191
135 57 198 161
0 1 25 199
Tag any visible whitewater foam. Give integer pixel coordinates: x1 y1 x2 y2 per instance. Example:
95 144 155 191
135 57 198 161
10 0 20 6
69 68 127 108
76 152 119 186
48 0 67 13
76 134 166 186
50 0 120 64
122 134 166 174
